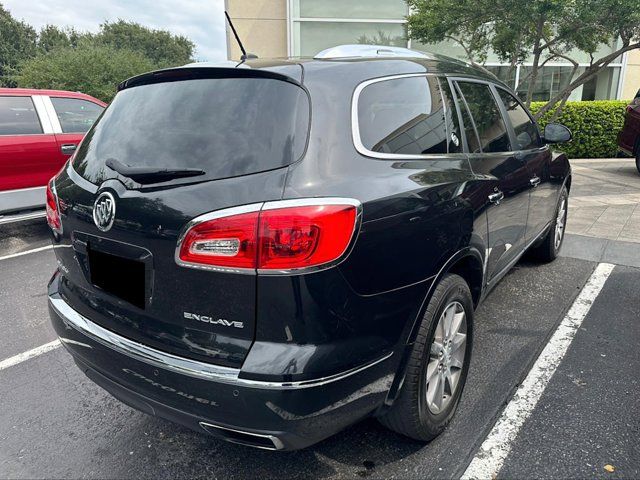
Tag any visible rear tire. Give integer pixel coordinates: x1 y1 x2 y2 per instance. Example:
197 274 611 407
379 274 473 441
635 140 640 175
529 186 568 263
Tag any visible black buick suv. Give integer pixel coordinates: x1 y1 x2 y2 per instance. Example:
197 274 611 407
46 45 572 451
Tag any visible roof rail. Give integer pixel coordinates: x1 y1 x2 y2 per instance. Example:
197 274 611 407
314 44 432 60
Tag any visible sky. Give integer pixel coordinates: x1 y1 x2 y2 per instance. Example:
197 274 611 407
3 0 228 61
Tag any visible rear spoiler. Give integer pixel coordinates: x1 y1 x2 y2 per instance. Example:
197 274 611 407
118 66 303 92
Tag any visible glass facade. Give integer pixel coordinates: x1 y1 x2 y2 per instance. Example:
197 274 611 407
293 22 406 57
289 0 624 101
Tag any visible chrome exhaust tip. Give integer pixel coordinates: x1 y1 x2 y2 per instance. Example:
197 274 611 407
199 421 284 451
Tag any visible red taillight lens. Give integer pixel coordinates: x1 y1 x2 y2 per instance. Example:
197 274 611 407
177 201 359 272
258 205 356 270
46 180 61 231
178 211 259 269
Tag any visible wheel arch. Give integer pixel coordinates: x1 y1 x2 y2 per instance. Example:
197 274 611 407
379 247 485 412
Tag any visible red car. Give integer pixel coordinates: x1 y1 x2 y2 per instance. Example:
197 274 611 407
618 88 640 173
0 88 106 223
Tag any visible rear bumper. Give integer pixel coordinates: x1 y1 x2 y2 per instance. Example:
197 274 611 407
48 276 395 450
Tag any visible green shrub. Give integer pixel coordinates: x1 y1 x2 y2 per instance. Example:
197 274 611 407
14 43 155 102
529 100 628 159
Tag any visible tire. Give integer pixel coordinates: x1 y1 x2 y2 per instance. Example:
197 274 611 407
635 140 640 175
379 274 473 442
529 185 568 263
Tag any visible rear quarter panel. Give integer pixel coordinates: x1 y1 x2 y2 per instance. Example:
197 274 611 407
248 62 490 382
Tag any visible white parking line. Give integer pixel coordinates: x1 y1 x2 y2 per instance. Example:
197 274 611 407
0 340 61 372
462 262 615 480
0 245 53 262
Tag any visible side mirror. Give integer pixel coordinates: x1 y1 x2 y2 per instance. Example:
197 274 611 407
543 123 572 144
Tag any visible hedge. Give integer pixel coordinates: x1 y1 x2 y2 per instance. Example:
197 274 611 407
529 100 628 159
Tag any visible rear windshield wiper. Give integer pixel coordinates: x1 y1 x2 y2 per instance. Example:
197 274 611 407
105 158 205 184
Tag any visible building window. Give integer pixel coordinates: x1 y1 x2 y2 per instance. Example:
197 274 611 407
292 0 407 19
287 0 624 101
289 0 408 57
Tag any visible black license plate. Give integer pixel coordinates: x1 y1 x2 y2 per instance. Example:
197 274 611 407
88 247 146 309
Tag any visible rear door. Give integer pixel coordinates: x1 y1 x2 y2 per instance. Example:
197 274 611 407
53 70 310 368
451 79 530 282
495 87 556 243
0 95 58 195
46 96 104 162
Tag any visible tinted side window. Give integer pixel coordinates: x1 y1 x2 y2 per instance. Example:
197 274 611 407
50 98 104 133
456 82 511 153
0 96 43 135
357 76 447 155
439 81 464 153
497 89 541 150
452 83 481 153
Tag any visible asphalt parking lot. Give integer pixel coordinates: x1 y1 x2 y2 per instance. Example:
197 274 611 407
1 159 639 479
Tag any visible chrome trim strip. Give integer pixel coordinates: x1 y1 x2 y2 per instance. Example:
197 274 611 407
198 422 284 450
50 293 392 389
50 293 239 382
0 210 46 225
261 197 361 210
351 73 470 161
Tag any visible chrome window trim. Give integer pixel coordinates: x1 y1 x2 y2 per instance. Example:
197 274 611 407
351 73 469 161
50 292 392 389
175 197 363 276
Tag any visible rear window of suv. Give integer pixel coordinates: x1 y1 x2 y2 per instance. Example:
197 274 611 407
73 76 310 185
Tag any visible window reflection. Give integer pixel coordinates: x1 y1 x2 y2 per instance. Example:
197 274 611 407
358 76 448 155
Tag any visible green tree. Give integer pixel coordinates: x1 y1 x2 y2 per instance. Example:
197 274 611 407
98 20 194 67
357 29 407 48
407 0 640 119
0 3 36 86
15 43 155 102
38 25 71 52
37 25 90 52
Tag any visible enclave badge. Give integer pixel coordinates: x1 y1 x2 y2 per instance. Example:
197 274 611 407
93 191 116 232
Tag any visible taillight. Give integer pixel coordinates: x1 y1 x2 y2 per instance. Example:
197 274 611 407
46 180 61 232
178 210 259 269
177 199 360 273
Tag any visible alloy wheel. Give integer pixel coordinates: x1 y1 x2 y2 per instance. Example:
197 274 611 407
425 301 467 414
555 197 567 250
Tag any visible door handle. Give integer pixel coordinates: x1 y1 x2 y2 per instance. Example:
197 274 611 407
61 144 77 155
488 191 505 205
530 176 541 187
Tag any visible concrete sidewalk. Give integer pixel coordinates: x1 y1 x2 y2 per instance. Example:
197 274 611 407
568 158 640 243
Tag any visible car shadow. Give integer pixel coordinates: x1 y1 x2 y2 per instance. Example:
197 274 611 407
132 414 425 479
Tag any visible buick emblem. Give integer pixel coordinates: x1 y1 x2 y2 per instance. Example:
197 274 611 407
93 191 116 232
